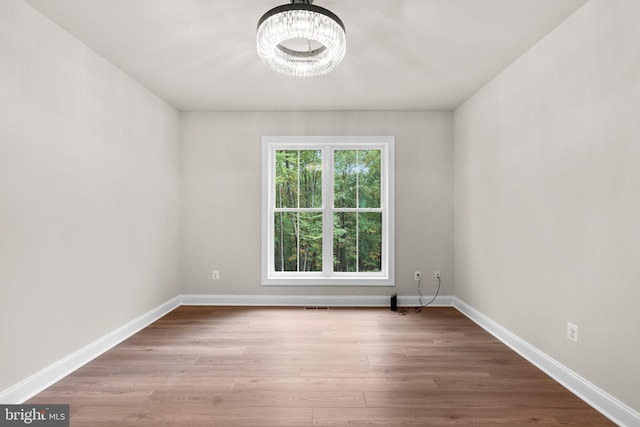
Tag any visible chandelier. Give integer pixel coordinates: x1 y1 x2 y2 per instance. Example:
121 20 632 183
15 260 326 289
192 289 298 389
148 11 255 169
257 0 346 77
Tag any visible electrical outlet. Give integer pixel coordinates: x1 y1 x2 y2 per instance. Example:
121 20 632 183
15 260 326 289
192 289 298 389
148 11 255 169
567 322 578 343
414 271 421 281
434 271 441 279
212 270 220 280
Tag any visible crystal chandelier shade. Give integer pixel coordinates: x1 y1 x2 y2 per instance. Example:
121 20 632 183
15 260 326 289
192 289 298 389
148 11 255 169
257 1 346 77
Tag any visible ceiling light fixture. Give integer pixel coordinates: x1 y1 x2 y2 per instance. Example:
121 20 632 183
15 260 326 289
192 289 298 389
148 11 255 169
257 0 346 77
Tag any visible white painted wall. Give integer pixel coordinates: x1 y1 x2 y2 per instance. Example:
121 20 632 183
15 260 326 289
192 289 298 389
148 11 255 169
0 0 180 392
454 0 640 412
180 112 453 299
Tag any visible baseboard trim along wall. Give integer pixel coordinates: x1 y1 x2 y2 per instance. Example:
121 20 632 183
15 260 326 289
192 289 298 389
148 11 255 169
2 294 637 426
0 296 181 404
453 298 640 427
179 294 452 307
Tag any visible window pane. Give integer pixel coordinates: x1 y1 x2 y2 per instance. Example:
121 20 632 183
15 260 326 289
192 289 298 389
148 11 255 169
334 150 357 208
275 150 298 208
358 150 381 208
358 212 382 272
333 212 357 272
274 212 297 271
299 212 323 271
299 150 322 208
274 212 323 272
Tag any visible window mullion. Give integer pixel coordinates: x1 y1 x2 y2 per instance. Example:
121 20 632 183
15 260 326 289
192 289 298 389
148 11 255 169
356 149 359 209
323 146 332 276
297 150 301 209
355 210 359 273
296 151 300 272
355 150 359 273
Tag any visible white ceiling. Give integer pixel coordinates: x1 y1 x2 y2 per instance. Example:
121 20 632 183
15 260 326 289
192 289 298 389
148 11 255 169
24 0 587 112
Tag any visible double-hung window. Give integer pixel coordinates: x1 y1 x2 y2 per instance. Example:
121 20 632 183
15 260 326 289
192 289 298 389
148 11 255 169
262 136 395 286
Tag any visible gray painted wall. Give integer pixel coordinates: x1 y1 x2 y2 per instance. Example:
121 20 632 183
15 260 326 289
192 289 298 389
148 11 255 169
0 0 181 391
454 0 640 411
180 111 453 299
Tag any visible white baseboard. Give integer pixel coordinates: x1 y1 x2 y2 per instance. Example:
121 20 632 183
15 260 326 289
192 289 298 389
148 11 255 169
454 297 640 427
0 296 181 404
180 294 453 307
398 295 453 307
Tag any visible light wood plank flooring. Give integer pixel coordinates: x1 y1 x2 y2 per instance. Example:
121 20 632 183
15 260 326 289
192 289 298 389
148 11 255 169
28 306 614 426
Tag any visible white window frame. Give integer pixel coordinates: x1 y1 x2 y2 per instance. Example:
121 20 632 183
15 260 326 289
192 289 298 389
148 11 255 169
261 136 395 286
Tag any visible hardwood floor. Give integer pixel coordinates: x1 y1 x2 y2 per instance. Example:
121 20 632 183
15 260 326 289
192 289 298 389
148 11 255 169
27 306 615 426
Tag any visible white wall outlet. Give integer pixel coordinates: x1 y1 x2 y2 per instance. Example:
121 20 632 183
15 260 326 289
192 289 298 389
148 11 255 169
212 270 220 280
434 271 441 279
567 322 578 343
414 271 421 281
